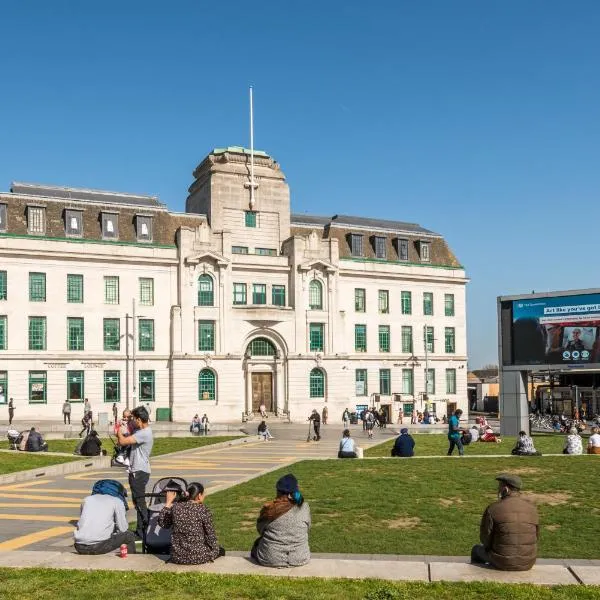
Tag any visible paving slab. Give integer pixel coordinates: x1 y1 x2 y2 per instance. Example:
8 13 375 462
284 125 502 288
570 566 600 585
430 562 578 585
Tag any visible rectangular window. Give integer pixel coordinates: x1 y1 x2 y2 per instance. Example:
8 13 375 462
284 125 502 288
355 324 367 352
445 327 456 353
255 248 277 256
252 284 266 305
445 293 455 317
233 283 247 305
309 323 324 352
245 211 257 227
350 234 363 257
374 236 387 259
136 216 153 242
378 325 390 352
378 290 389 314
65 209 83 237
402 369 414 395
0 315 6 350
104 276 119 304
67 274 84 303
232 246 249 254
0 204 6 232
424 326 434 353
423 292 434 316
0 271 6 300
29 272 46 302
355 369 368 396
426 369 435 395
446 368 457 394
103 318 120 351
355 288 366 312
401 291 412 315
401 326 413 353
139 370 155 402
104 371 120 402
272 285 286 306
398 238 409 261
139 278 154 306
138 319 155 351
379 369 391 395
67 317 85 351
27 206 45 235
102 213 118 239
67 371 84 402
198 321 215 352
29 371 47 404
0 371 8 404
420 241 430 262
28 317 46 350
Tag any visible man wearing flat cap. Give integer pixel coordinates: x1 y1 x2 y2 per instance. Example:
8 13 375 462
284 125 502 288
471 473 539 571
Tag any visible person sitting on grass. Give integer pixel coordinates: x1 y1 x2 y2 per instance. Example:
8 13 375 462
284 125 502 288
74 479 135 555
25 427 48 452
588 426 600 455
338 429 357 458
258 420 273 442
251 474 311 567
470 425 480 442
157 482 225 565
511 431 540 456
480 425 501 443
391 428 415 457
563 427 583 455
79 430 103 456
461 428 473 446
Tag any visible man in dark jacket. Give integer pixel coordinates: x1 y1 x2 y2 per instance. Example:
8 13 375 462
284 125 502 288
391 428 415 457
80 431 102 456
25 427 48 452
471 473 539 571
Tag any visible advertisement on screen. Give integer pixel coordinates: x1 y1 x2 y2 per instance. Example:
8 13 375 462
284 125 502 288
512 293 600 366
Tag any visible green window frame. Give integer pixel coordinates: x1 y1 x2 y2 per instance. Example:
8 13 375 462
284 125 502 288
426 368 435 395
138 319 155 351
0 316 6 350
248 337 276 356
379 369 391 395
378 325 390 352
309 280 323 310
446 368 457 394
104 371 120 402
423 292 434 316
233 283 247 305
378 290 389 314
255 248 277 256
198 275 214 306
0 271 6 300
444 293 455 317
445 327 456 353
67 274 84 303
29 371 47 404
104 276 119 304
401 326 413 353
232 246 249 254
355 369 368 396
28 317 46 350
354 288 366 312
354 324 367 352
103 318 120 351
272 285 286 307
67 317 85 351
402 369 414 395
67 371 84 402
309 323 324 352
252 284 266 305
29 272 46 302
198 321 215 352
309 368 325 398
139 370 155 402
245 211 257 227
401 291 412 315
140 278 154 306
424 326 434 353
198 369 216 401
0 371 7 405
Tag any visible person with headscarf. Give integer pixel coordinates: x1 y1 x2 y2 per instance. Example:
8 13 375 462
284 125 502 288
563 427 583 455
74 479 135 555
251 474 311 567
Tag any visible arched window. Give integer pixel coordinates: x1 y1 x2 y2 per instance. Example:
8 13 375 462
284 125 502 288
310 368 325 398
198 275 214 306
198 369 216 401
248 337 277 357
309 280 323 310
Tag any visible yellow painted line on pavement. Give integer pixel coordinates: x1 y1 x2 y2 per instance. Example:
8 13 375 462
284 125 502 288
0 480 53 491
0 492 83 503
0 502 81 508
145 465 262 471
0 526 74 551
0 488 90 495
0 514 75 522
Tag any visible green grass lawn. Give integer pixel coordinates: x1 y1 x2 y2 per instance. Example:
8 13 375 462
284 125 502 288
364 432 581 457
206 455 600 559
0 453 77 475
0 570 597 600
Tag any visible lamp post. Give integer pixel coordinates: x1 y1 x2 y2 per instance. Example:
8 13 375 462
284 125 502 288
125 299 146 409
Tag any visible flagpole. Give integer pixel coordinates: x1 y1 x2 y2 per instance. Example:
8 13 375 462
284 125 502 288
249 86 255 208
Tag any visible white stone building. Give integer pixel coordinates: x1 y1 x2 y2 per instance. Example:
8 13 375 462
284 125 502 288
0 147 468 422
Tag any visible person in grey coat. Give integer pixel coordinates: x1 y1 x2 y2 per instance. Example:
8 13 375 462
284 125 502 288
251 473 311 567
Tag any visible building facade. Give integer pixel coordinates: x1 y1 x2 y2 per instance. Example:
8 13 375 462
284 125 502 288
0 147 468 422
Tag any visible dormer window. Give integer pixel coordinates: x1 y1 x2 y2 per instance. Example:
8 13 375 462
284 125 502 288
27 206 46 235
419 240 430 262
65 209 83 237
397 238 409 261
349 233 363 257
136 215 153 242
102 212 118 239
374 236 387 259
0 204 6 232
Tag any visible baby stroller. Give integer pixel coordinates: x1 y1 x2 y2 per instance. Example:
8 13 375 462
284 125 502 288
7 429 23 451
138 477 188 554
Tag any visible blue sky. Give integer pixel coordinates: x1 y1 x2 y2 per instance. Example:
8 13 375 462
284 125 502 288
2 1 599 368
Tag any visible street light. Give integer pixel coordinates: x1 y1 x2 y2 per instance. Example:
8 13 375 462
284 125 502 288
124 299 146 409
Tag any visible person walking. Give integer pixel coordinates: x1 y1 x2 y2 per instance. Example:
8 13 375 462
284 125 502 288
308 409 321 441
62 400 72 425
112 403 118 425
321 406 328 425
397 407 404 425
84 398 91 419
342 408 350 429
8 398 14 425
447 408 464 456
79 412 92 437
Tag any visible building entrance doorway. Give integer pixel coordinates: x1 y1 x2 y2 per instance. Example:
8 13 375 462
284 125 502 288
252 373 273 412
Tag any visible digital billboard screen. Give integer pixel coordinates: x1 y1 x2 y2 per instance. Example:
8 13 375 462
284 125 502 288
512 292 600 366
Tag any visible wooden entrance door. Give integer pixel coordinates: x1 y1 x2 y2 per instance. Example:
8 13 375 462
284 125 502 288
447 402 457 417
252 373 273 412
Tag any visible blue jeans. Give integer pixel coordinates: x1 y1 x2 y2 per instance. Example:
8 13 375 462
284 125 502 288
447 437 464 456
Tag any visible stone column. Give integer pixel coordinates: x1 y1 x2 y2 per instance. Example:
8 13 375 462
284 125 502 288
275 360 285 414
